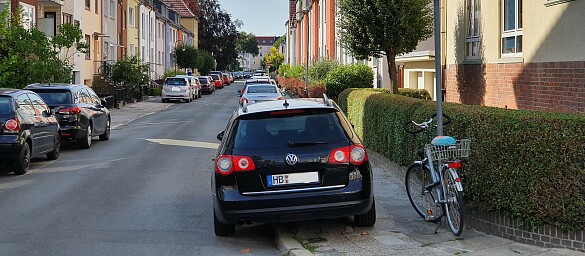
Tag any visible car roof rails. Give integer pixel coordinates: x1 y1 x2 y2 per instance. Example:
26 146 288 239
323 94 330 106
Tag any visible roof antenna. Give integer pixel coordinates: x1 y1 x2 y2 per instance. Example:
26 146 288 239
323 94 330 106
283 100 289 109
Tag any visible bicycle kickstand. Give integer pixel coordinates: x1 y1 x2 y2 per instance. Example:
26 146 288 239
434 216 443 234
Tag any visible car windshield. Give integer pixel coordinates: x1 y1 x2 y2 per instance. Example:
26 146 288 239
246 85 278 94
0 96 12 116
34 90 73 105
165 78 187 86
233 112 348 150
199 78 208 83
210 74 220 80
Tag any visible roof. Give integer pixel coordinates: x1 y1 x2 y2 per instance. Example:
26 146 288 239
161 0 196 18
0 88 22 95
24 83 85 90
238 98 335 116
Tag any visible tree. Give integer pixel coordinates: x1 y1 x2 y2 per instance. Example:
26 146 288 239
110 56 150 87
236 31 259 57
273 35 285 49
198 0 241 70
173 45 202 72
0 8 87 88
263 47 284 73
337 0 433 93
199 51 216 75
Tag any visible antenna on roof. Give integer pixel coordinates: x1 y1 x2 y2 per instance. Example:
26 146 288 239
242 101 248 113
283 100 289 109
323 94 330 106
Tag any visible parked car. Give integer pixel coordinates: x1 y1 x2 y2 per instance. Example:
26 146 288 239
243 72 252 79
239 84 284 106
240 78 272 95
161 77 194 103
0 89 60 174
222 73 231 86
209 74 224 89
198 76 216 94
25 84 111 149
228 73 235 83
175 75 201 99
212 97 375 236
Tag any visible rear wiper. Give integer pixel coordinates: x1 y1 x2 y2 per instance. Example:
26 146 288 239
288 141 328 147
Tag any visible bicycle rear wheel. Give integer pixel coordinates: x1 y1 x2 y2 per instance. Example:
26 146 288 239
442 167 464 236
405 163 442 223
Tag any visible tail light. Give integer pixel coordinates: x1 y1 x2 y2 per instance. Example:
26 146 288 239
328 144 368 165
215 155 255 176
447 161 462 169
58 107 82 115
277 97 284 100
3 118 20 133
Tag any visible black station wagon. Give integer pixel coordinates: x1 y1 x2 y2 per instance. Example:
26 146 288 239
0 89 60 174
212 97 376 236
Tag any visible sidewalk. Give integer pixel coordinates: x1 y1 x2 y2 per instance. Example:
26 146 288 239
275 151 584 256
109 96 173 129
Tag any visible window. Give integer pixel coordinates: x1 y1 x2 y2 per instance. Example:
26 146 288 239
129 7 135 27
129 44 134 56
62 13 73 24
501 0 522 56
103 0 108 16
141 14 145 39
85 35 91 60
85 0 90 10
15 94 35 116
466 0 481 59
110 0 115 18
95 0 98 14
263 40 266 44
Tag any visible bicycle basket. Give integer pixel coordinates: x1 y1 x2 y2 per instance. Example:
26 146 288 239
425 139 471 162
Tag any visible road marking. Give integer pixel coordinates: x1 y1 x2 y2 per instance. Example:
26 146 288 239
145 139 219 149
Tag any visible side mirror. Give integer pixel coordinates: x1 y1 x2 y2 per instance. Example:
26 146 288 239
216 130 225 141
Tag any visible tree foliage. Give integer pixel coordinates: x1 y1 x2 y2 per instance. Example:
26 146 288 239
173 45 202 71
236 31 259 57
110 56 150 86
0 8 87 88
262 47 284 72
199 51 216 75
337 0 433 93
198 0 241 70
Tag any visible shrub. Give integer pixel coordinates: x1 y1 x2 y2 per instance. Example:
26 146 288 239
163 69 186 79
286 65 306 79
325 64 373 99
337 88 585 232
397 88 432 100
278 64 290 77
149 87 161 96
309 59 339 84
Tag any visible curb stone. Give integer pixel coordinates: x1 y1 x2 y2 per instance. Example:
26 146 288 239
275 225 315 256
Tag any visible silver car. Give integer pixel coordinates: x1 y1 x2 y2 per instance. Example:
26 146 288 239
240 84 285 105
162 77 194 103
174 75 201 99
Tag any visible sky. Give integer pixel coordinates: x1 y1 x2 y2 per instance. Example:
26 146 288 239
218 0 289 36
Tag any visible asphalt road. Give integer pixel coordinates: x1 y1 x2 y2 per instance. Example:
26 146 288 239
0 81 282 256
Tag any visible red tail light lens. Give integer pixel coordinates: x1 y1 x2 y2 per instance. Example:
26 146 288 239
58 107 82 115
447 161 462 169
215 155 255 176
3 118 20 133
328 145 368 165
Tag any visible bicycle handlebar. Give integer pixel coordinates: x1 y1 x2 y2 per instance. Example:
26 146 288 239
403 113 452 134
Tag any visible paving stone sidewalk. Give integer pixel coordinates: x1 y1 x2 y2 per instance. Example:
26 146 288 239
109 96 172 129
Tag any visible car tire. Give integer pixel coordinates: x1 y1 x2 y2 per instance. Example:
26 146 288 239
78 123 92 149
13 142 31 175
214 211 235 237
46 136 60 160
99 119 111 141
162 98 167 103
354 199 376 227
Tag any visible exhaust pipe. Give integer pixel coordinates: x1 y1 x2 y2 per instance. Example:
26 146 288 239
237 219 246 225
245 218 254 225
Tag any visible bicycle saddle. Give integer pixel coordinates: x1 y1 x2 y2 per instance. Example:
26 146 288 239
431 136 456 146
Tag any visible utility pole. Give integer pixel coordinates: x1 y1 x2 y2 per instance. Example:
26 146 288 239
434 0 444 136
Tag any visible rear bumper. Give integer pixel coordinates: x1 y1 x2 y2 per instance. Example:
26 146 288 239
213 179 373 225
59 126 85 140
201 86 214 93
162 91 190 100
0 136 22 160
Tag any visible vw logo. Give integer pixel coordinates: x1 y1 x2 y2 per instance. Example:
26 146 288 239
285 153 298 166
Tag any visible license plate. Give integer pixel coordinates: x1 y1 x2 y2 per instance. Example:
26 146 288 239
267 172 319 187
171 87 181 91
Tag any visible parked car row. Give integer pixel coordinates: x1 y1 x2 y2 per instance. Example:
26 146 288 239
0 84 111 175
162 71 239 103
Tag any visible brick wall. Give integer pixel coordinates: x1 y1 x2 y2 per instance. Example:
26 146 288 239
445 61 585 114
467 210 585 252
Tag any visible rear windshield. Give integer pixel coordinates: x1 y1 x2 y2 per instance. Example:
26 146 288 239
246 85 277 94
34 90 73 105
165 78 187 86
233 112 348 150
0 96 13 116
199 77 208 83
210 74 220 80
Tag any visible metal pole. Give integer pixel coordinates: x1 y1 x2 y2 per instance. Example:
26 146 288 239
305 8 309 98
434 0 444 136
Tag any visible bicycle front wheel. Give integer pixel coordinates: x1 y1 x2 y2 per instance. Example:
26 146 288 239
443 167 464 236
405 163 441 223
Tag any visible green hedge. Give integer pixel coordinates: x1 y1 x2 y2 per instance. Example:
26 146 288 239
398 88 432 100
338 88 585 232
325 64 373 99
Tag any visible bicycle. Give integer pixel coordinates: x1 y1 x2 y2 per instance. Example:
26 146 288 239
403 113 471 236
